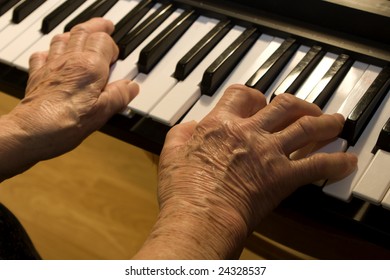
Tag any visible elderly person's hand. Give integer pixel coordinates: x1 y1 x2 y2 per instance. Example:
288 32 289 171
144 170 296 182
0 18 138 181
134 84 357 259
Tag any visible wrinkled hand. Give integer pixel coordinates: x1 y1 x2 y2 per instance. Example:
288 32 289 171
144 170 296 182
152 84 357 259
9 18 138 159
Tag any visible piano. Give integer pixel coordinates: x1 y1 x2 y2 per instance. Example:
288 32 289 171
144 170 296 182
0 0 389 259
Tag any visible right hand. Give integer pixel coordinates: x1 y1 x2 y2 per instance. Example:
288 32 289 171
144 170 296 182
147 84 357 259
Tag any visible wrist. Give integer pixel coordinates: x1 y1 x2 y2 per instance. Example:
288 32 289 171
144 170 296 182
0 113 43 182
134 200 249 259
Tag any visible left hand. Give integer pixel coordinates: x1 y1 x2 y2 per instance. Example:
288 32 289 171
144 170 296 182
0 18 138 180
11 18 138 158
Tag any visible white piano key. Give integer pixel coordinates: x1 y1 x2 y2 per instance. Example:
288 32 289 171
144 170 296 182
108 5 181 83
129 0 165 29
264 45 310 101
304 54 351 104
103 0 141 25
128 16 219 115
323 92 390 201
382 195 390 210
313 64 384 189
380 162 390 209
314 137 349 157
11 0 140 70
352 149 390 205
0 3 16 31
0 0 67 64
149 26 245 125
309 137 349 187
129 1 162 31
337 64 382 118
322 61 369 114
295 52 338 100
0 0 61 51
181 35 281 123
12 0 99 70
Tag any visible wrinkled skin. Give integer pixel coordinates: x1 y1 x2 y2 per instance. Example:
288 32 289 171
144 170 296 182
0 18 357 260
0 18 138 181
134 85 357 259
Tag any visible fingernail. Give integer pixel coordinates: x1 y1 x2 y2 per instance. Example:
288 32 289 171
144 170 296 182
128 81 139 98
345 153 358 174
333 113 345 123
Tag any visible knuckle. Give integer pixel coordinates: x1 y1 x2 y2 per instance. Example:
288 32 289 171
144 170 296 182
271 93 297 110
226 83 249 92
223 84 248 99
70 24 89 35
86 32 118 60
58 55 102 82
308 153 328 175
29 51 45 62
50 33 67 45
222 84 266 110
196 115 219 133
297 115 317 137
88 31 112 42
272 94 322 116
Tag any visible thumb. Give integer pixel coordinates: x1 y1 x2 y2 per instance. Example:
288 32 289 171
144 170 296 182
98 80 139 117
29 51 48 76
163 121 198 150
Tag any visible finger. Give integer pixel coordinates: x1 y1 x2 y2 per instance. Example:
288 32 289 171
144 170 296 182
255 94 322 132
163 121 198 150
289 141 325 160
83 31 119 64
278 113 344 155
29 51 48 75
97 80 139 118
291 152 357 186
66 18 115 53
208 84 267 119
289 137 341 160
47 33 70 61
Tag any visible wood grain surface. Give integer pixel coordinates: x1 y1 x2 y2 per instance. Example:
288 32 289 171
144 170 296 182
0 92 261 260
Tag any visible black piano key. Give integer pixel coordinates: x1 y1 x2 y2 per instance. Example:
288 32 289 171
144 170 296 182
41 0 87 34
201 27 259 96
311 54 353 108
64 0 119 32
0 62 28 99
174 19 232 81
245 37 299 92
101 113 165 154
137 9 198 74
111 0 155 44
272 45 325 98
0 0 21 16
341 67 390 146
12 0 45 23
118 3 174 59
130 116 170 154
372 117 390 154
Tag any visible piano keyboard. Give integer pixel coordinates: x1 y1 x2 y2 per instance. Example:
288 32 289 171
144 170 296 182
0 0 389 247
